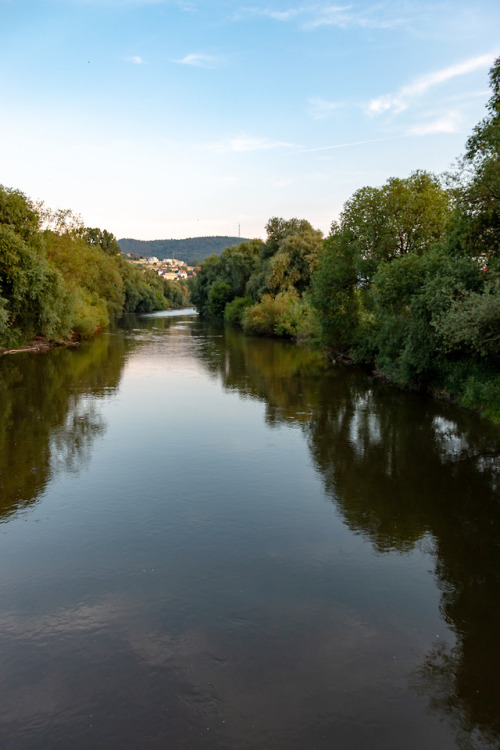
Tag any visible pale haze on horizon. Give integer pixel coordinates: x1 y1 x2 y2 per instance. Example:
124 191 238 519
1 0 499 241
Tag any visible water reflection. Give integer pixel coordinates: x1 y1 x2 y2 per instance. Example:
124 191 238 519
1 314 499 748
195 324 500 749
0 311 195 523
0 334 130 521
192 321 331 426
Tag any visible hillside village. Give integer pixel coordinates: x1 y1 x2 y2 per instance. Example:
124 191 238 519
122 253 198 282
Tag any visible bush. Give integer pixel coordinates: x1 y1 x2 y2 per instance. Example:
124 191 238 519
224 296 253 326
70 287 109 338
274 293 320 342
441 360 500 422
241 292 315 338
242 294 284 336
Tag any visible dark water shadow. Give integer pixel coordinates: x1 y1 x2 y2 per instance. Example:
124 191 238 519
192 322 500 749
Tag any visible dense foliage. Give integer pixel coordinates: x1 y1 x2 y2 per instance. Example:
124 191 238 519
118 235 251 264
192 57 500 421
0 192 189 348
192 221 323 342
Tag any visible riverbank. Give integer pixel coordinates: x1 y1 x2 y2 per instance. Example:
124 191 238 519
0 336 80 356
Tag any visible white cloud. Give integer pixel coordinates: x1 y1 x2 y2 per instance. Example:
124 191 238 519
407 111 462 136
236 4 406 30
308 97 342 120
255 7 303 21
368 52 497 115
129 55 145 64
174 53 220 68
233 5 303 22
205 135 297 153
305 5 403 30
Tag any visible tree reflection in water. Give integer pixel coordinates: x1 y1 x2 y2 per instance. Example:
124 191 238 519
1 316 498 748
0 334 130 522
194 323 500 750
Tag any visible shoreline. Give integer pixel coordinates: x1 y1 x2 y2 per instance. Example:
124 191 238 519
0 337 80 356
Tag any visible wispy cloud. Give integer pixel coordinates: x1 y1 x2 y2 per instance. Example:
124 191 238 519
236 4 406 30
292 134 410 155
234 5 303 22
368 52 497 115
205 135 297 153
407 111 462 136
305 5 404 30
128 55 145 65
68 0 169 5
308 97 343 120
174 53 221 68
251 7 303 21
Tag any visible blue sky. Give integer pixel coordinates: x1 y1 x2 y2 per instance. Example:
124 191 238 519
1 0 499 240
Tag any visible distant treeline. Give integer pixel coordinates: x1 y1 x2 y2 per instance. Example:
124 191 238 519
192 57 500 422
0 197 190 350
118 236 251 265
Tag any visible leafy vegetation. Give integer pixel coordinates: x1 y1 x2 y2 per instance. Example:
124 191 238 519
192 56 500 421
0 191 189 349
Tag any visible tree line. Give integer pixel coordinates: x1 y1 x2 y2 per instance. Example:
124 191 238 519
0 195 190 349
192 57 500 422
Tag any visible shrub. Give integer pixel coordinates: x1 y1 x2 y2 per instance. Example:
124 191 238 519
242 291 317 339
224 296 253 326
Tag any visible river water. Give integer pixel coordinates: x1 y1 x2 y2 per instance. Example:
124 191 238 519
0 309 499 750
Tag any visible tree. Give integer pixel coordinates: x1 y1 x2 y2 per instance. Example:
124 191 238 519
338 171 451 280
208 282 234 318
452 56 500 267
190 253 224 317
311 228 360 351
311 172 451 353
261 217 323 295
0 185 40 240
84 227 121 255
191 240 262 317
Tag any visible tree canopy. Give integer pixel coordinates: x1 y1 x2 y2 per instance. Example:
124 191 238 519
0 187 189 349
191 56 500 420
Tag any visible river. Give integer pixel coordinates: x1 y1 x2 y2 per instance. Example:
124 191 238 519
0 309 499 750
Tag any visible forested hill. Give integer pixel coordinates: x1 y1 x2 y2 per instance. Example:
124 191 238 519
118 236 251 264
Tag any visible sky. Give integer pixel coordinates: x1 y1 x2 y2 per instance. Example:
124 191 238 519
1 0 499 241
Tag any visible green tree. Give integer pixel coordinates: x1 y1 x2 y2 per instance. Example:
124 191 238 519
208 282 234 318
455 56 500 265
311 228 360 351
0 185 40 240
311 172 451 353
191 253 224 316
84 227 121 255
261 218 323 295
0 186 71 347
338 171 451 280
191 240 262 317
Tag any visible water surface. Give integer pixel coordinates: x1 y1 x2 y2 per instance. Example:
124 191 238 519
0 310 499 749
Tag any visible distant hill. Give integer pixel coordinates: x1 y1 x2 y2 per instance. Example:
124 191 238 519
118 236 252 265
